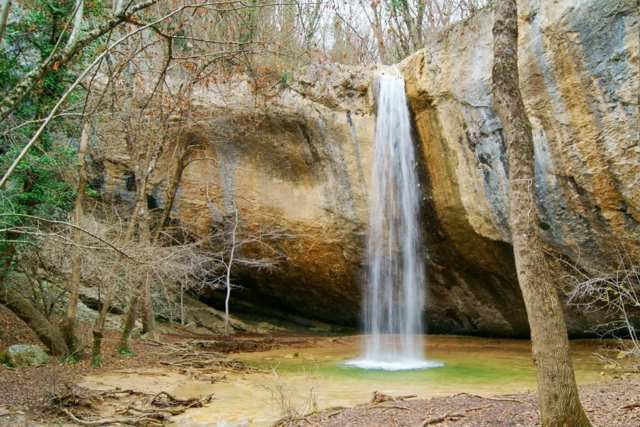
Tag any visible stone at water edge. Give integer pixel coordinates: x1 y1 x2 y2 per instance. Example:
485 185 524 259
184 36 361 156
2 344 49 367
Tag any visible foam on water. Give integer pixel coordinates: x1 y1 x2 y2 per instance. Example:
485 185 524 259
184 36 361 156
345 358 444 371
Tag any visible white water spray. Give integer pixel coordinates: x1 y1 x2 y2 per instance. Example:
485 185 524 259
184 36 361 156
347 76 442 371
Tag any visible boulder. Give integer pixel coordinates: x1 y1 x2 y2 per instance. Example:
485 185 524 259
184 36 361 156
2 344 49 367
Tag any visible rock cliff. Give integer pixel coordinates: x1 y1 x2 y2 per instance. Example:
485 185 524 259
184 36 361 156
97 0 638 336
400 0 639 334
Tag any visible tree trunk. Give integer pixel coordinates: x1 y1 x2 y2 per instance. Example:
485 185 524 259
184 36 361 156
141 272 157 338
491 2 591 426
91 284 116 366
371 5 387 64
0 0 11 45
153 142 186 241
118 290 140 353
0 240 69 355
1 286 70 356
61 122 90 355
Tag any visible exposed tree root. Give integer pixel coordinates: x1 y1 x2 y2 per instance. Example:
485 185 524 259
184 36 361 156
52 384 214 426
63 408 164 426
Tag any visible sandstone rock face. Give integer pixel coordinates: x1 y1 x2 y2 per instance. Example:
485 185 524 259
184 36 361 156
400 0 639 334
99 64 377 326
98 0 638 336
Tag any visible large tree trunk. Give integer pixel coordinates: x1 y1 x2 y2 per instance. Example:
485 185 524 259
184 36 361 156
0 286 70 356
491 2 591 426
61 122 90 355
153 142 186 242
118 289 140 353
0 240 69 355
91 284 116 366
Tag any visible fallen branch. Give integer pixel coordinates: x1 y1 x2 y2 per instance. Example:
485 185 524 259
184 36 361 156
421 412 466 425
451 392 522 403
622 403 640 410
420 404 493 426
380 404 413 412
369 391 417 404
326 407 347 417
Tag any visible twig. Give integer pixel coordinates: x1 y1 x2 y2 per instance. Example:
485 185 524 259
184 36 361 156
0 213 135 261
420 404 493 426
421 412 466 426
380 404 413 411
451 392 522 403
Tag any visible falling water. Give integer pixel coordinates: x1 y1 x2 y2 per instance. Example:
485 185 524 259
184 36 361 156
347 75 442 371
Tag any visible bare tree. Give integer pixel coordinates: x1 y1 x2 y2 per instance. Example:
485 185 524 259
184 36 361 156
491 1 591 425
350 0 488 62
567 253 640 357
223 206 239 334
61 122 91 355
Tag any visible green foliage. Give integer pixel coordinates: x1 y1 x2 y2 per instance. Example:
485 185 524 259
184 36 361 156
85 187 99 199
58 353 81 365
238 0 260 44
91 354 103 368
0 143 76 220
0 351 10 368
388 0 407 11
117 346 135 357
0 0 101 268
280 71 290 86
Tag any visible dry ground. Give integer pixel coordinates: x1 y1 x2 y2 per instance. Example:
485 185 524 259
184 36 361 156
279 376 640 427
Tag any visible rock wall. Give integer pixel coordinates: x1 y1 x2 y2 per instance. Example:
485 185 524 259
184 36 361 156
97 0 639 336
400 0 639 334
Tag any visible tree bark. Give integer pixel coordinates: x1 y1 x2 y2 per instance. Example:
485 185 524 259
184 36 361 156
371 4 387 64
61 122 90 354
0 286 70 355
91 284 116 366
153 142 187 241
0 0 11 45
118 289 140 353
491 2 591 426
141 272 157 338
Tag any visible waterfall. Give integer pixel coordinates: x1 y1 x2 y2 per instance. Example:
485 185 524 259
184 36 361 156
347 76 442 371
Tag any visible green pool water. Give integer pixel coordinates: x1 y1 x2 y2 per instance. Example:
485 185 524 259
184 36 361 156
237 335 603 397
